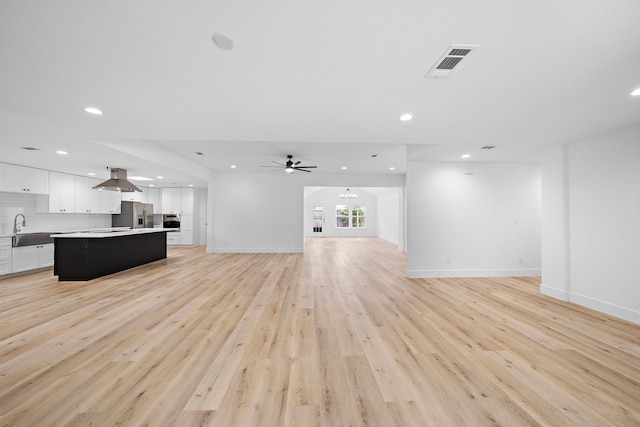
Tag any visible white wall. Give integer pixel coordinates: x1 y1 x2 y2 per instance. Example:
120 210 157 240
406 161 541 278
375 188 403 248
541 125 640 324
303 187 378 238
0 192 111 234
207 172 404 253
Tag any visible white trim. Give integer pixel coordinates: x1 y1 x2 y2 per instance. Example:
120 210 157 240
406 268 541 278
540 283 569 301
569 291 640 325
206 247 304 254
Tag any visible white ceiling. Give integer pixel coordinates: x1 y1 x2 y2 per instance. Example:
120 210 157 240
1 1 639 188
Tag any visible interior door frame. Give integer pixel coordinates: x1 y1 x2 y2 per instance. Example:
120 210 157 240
311 203 325 236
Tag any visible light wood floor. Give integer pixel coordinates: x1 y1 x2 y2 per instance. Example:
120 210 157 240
1 238 639 426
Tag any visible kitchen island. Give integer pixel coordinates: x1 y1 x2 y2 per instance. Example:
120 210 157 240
53 228 174 281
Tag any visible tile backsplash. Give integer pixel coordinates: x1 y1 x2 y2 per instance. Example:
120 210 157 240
0 192 111 234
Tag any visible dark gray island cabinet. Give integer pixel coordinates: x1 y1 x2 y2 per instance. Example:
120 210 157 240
53 229 173 281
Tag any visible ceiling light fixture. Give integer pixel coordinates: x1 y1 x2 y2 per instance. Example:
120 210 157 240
157 176 163 179
389 167 396 170
88 172 96 176
84 107 103 115
212 33 234 50
631 88 640 96
230 165 237 169
461 154 471 159
128 176 154 181
399 113 413 121
339 188 358 199
341 166 347 170
56 150 68 155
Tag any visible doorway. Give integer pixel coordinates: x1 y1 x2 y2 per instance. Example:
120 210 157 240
311 204 325 236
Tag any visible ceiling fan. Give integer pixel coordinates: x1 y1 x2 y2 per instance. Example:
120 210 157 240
261 155 317 174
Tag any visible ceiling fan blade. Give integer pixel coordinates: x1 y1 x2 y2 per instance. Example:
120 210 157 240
296 168 312 172
272 161 285 166
261 165 282 168
294 161 301 165
296 165 317 169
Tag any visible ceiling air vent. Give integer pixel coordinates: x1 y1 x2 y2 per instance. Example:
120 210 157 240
481 145 496 150
425 44 479 79
20 146 40 151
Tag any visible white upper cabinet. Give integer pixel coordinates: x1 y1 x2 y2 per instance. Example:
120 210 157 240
145 187 162 213
121 191 143 202
161 187 194 214
74 176 101 213
100 190 122 214
47 172 75 213
0 163 49 194
181 188 194 214
161 188 182 214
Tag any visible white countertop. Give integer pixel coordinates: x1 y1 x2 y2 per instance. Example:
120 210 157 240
52 228 177 238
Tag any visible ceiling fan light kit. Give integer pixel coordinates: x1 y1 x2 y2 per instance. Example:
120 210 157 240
261 155 318 174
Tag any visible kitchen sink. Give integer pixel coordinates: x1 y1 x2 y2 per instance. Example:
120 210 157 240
12 232 55 247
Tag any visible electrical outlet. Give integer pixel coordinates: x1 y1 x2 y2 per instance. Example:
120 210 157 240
518 256 523 264
446 257 451 265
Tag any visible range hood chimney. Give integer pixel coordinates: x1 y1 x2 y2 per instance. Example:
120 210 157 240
93 168 142 192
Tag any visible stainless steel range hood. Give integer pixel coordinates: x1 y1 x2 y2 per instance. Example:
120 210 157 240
92 168 142 192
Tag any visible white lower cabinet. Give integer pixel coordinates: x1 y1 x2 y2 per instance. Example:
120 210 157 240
180 213 193 245
11 244 55 273
167 233 181 245
0 237 11 275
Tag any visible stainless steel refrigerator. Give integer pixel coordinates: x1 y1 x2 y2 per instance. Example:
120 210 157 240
112 201 154 229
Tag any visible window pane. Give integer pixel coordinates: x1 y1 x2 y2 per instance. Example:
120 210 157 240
336 217 349 228
336 205 349 216
352 205 365 216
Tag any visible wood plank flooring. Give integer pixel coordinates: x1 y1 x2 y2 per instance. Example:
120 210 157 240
1 238 639 426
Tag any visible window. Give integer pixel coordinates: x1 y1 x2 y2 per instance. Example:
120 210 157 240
351 205 366 228
336 205 350 228
336 204 366 228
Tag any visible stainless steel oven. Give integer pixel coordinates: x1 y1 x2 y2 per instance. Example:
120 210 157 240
162 214 181 231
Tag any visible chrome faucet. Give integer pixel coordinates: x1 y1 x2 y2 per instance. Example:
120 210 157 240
13 213 26 234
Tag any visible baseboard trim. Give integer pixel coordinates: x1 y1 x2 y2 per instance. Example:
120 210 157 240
540 283 569 301
569 292 640 325
206 247 304 254
406 268 541 279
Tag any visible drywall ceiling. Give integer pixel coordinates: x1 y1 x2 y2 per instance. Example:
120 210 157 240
0 1 639 188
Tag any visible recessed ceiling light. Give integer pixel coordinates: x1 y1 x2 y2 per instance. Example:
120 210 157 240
149 184 155 187
157 176 163 179
56 150 68 155
461 154 471 159
88 172 96 176
128 176 154 181
230 165 237 169
389 167 395 170
631 88 640 96
189 184 194 187
212 33 234 50
341 166 347 170
84 107 103 115
399 113 413 122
